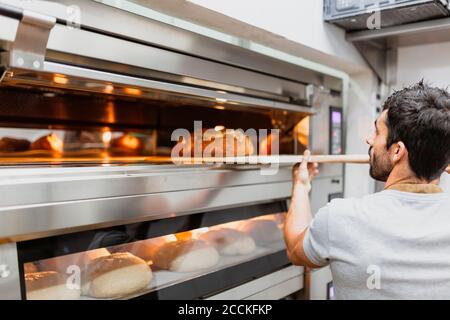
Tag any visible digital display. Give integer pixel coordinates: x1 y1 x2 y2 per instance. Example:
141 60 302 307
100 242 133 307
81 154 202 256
329 107 343 155
331 110 342 124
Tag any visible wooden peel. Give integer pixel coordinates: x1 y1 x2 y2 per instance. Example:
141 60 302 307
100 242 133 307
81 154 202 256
173 154 369 164
172 154 450 174
1 153 447 173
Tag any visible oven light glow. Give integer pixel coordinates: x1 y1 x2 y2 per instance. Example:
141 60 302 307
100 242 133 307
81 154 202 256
214 125 225 131
104 84 114 94
213 105 225 110
102 131 112 144
47 133 63 153
164 234 177 242
124 87 142 96
53 75 68 85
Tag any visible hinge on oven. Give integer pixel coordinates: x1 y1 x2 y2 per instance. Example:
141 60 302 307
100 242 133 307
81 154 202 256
1 9 56 71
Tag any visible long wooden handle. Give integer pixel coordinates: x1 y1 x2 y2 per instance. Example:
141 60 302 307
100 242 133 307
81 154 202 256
172 154 370 164
173 154 450 173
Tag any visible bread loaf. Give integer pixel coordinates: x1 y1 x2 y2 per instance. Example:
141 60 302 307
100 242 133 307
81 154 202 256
24 262 39 274
176 129 255 157
39 248 110 273
25 271 80 300
83 252 152 299
199 228 256 256
0 137 30 152
111 241 154 262
30 133 63 152
110 134 145 155
238 219 283 244
152 239 219 273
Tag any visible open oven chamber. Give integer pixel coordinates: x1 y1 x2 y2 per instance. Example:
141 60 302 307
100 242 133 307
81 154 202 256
0 0 344 300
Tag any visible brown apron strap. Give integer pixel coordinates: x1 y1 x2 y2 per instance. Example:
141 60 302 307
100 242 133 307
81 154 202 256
385 184 443 194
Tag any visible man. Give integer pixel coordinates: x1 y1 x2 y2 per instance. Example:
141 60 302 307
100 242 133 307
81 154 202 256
284 81 450 299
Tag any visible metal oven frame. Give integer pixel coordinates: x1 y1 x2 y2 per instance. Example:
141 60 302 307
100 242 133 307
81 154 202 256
0 0 344 300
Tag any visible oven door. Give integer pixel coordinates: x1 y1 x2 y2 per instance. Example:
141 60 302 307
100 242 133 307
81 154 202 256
16 201 297 300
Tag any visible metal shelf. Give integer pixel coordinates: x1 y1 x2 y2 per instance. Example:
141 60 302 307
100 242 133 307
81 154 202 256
345 16 450 84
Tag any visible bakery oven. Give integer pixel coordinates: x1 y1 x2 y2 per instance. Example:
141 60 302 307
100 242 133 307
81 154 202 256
20 204 289 300
0 0 343 300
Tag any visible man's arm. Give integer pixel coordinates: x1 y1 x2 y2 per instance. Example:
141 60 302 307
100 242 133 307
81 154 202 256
284 150 321 268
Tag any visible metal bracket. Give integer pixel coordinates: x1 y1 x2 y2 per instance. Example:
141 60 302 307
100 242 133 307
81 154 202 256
0 68 6 84
353 40 397 86
1 9 56 70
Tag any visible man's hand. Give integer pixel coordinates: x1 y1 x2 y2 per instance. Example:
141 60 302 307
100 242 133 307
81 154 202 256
285 149 321 268
292 150 319 192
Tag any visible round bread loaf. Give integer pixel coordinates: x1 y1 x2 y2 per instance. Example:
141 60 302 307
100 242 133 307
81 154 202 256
111 241 154 262
176 129 255 157
25 271 80 300
39 248 110 274
24 263 39 274
110 134 146 155
238 219 283 244
199 228 256 256
30 133 63 152
0 137 30 152
152 239 219 273
83 252 152 299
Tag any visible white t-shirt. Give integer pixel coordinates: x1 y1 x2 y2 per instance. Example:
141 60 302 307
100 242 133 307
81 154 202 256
303 190 450 299
440 173 450 193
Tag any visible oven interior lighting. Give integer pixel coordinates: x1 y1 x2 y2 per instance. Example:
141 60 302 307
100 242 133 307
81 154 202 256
53 75 68 85
104 84 114 94
102 131 112 144
124 87 142 96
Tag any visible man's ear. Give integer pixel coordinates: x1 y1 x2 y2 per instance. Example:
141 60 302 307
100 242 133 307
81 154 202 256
392 141 407 163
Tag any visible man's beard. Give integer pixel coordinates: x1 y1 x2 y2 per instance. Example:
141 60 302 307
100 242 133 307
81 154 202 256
368 147 393 182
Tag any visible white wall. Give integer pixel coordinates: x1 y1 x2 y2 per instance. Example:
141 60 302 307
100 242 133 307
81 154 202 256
344 71 378 197
397 42 450 89
396 42 450 192
187 0 367 70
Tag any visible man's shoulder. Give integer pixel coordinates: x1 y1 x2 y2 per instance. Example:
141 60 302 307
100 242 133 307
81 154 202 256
325 192 385 217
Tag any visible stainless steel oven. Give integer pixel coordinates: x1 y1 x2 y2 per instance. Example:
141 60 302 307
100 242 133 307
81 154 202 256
0 0 343 300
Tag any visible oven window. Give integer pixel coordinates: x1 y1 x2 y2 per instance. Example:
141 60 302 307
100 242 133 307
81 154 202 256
20 209 288 300
0 87 309 166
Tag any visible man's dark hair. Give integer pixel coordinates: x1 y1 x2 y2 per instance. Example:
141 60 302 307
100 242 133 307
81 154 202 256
382 80 450 181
